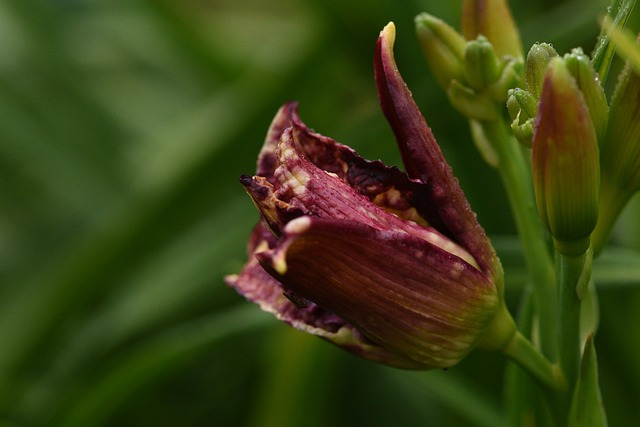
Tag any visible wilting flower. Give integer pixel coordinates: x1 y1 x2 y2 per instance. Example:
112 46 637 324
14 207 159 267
226 23 510 369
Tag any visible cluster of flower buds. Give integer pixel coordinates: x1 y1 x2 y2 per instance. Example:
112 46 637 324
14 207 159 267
415 0 524 122
509 34 640 255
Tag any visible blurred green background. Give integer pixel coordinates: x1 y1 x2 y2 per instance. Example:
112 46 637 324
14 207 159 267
1 0 639 426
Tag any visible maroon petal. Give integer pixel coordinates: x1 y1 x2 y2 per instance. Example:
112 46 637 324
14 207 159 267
225 222 425 369
270 128 479 267
288 107 448 229
256 102 298 181
374 22 496 275
257 216 499 368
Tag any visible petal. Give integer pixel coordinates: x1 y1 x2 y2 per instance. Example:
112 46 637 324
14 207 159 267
256 102 298 181
272 128 479 267
240 174 306 236
288 108 446 228
374 22 497 274
257 216 499 368
225 222 425 369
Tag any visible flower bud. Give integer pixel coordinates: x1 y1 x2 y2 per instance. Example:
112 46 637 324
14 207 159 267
563 48 609 143
415 13 467 89
532 58 600 256
506 88 537 148
526 43 558 99
461 0 523 58
464 36 502 91
592 60 640 252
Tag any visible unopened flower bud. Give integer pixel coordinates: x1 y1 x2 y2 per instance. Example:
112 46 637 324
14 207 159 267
563 48 609 143
464 36 502 91
532 58 600 256
415 13 467 89
526 43 559 99
507 88 537 148
461 0 523 58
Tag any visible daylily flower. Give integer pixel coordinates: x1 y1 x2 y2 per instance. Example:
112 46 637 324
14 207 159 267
226 23 511 369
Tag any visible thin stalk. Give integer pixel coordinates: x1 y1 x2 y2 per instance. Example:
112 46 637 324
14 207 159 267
557 251 589 391
502 331 566 392
472 118 556 359
479 303 565 392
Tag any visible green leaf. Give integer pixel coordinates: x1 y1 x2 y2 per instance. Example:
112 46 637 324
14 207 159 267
385 369 504 427
55 306 272 427
569 335 608 427
593 247 640 288
591 0 637 82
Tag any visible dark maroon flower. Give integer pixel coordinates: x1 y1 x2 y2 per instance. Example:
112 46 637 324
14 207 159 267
225 23 504 369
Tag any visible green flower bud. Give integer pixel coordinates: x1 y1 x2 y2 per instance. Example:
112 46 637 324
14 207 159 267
592 60 640 253
461 0 523 58
415 13 467 90
508 88 537 120
464 36 502 91
532 58 600 256
506 88 537 148
526 43 559 99
563 48 609 143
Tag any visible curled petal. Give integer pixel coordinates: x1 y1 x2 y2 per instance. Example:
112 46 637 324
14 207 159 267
257 216 499 368
256 102 298 181
270 129 479 267
375 22 497 275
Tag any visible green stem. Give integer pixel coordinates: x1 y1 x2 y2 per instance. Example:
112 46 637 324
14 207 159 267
478 302 565 393
502 331 566 392
557 251 589 392
471 118 556 358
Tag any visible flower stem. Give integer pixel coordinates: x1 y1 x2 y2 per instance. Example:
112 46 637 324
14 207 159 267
557 250 590 390
502 330 566 392
471 118 556 358
478 302 565 392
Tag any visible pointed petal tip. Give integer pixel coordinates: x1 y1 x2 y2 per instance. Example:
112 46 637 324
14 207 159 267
223 274 239 286
380 21 396 40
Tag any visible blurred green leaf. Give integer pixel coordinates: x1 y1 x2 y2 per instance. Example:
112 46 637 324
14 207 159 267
55 306 272 427
592 0 637 81
569 336 608 427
